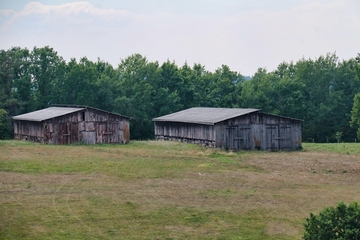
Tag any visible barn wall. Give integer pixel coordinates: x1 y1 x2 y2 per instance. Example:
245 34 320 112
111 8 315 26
217 113 302 151
43 109 130 144
219 123 301 151
154 122 216 146
14 120 44 142
214 113 257 148
15 108 130 145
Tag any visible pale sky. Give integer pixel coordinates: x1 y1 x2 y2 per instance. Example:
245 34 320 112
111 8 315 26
1 0 359 76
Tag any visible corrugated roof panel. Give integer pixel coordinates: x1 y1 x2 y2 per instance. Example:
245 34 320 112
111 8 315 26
153 107 260 125
12 107 85 122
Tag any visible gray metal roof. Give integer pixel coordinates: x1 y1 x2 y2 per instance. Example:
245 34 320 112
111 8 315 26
153 107 260 125
12 107 85 122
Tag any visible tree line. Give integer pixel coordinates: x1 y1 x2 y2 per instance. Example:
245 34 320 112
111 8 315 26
1 46 360 142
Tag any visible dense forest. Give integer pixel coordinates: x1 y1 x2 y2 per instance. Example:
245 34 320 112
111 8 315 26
1 46 360 142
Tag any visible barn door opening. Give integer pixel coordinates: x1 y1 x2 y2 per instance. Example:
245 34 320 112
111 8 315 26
225 126 236 150
69 123 78 144
279 124 292 150
97 123 108 143
265 125 279 151
235 125 251 150
57 122 78 145
226 125 251 151
57 123 67 144
107 123 119 143
265 124 292 151
96 122 118 144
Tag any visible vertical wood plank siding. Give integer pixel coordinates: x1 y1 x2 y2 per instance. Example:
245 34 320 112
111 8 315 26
216 113 302 150
154 122 216 146
14 121 43 141
14 108 130 145
155 122 215 140
154 112 302 151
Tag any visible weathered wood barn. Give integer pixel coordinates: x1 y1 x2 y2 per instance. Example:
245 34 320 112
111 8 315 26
153 107 302 151
12 105 130 144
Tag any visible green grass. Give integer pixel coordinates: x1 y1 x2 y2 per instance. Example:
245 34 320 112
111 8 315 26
302 142 360 155
1 140 359 239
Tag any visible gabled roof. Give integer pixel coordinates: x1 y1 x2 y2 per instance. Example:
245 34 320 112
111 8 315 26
12 107 85 122
52 104 131 119
153 107 260 125
12 105 130 122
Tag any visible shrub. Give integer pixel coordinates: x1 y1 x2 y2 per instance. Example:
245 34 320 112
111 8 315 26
303 201 360 240
0 109 12 139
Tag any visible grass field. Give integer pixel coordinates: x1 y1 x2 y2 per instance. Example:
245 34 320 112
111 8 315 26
1 140 359 239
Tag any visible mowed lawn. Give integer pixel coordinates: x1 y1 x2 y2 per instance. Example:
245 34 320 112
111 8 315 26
1 141 359 240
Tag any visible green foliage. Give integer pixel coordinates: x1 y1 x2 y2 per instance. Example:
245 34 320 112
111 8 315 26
335 132 342 143
30 46 66 109
303 202 360 240
1 46 360 141
0 109 12 139
350 93 360 140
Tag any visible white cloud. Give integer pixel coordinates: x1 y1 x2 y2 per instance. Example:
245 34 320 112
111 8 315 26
0 9 15 25
0 9 15 16
2 2 133 26
0 0 359 75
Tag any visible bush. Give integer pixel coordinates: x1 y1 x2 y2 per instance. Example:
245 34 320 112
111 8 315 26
0 109 12 139
303 201 360 240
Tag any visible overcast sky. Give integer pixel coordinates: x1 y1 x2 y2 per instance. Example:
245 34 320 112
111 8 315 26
1 0 359 76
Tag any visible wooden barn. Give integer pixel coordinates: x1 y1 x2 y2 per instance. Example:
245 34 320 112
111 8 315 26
153 107 302 151
12 105 130 144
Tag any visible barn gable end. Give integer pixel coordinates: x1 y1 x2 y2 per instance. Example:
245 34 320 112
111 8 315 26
12 105 130 145
153 107 302 151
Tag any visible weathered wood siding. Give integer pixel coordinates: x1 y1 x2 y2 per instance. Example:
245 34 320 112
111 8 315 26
221 123 301 151
14 108 130 145
14 121 43 142
217 113 302 151
154 111 302 151
154 122 216 146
